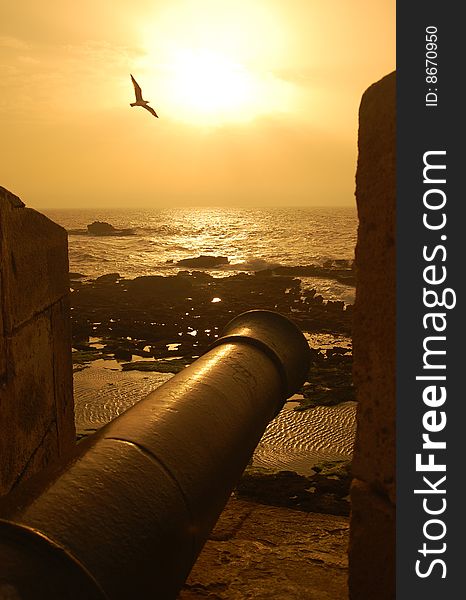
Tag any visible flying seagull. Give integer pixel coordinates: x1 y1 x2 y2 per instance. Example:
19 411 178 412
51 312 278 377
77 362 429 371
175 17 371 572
130 74 159 118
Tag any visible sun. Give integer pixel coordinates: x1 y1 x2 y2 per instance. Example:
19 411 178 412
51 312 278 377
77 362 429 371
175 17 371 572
167 49 256 120
136 2 297 125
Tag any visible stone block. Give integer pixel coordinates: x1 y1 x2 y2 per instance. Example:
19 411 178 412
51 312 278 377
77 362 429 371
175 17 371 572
0 189 69 333
349 479 395 600
349 72 396 599
352 72 396 502
0 187 75 495
50 299 75 455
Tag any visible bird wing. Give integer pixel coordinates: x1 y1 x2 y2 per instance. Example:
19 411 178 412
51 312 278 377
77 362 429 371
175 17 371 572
143 104 159 118
130 74 143 102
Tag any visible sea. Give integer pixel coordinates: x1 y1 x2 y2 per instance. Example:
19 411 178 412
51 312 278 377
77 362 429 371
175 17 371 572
45 206 358 473
44 206 357 305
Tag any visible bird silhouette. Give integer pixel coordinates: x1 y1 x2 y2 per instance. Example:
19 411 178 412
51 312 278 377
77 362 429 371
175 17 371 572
130 74 159 118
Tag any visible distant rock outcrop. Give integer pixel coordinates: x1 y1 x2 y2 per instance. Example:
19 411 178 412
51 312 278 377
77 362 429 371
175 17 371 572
87 221 135 236
177 255 229 268
87 221 116 235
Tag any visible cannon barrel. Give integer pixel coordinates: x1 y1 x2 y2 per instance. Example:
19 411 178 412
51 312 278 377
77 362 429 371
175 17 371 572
0 310 310 599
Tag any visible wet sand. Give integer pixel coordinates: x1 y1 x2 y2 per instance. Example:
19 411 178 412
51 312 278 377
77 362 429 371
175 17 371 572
73 360 356 474
254 400 356 475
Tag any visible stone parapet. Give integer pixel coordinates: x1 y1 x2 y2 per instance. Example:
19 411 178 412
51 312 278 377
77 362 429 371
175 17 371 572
0 186 75 495
349 71 396 599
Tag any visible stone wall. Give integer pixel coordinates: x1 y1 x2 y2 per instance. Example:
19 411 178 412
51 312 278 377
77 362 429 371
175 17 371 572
0 186 75 496
349 72 396 599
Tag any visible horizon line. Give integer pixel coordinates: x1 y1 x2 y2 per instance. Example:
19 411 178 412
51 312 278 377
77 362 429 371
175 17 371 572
37 204 356 211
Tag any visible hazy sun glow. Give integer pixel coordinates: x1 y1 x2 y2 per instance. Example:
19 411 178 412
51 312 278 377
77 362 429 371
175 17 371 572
137 2 297 125
137 45 297 125
167 49 256 119
1 0 396 207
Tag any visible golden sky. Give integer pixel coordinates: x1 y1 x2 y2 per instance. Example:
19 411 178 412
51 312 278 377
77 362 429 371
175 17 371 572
0 1 394 208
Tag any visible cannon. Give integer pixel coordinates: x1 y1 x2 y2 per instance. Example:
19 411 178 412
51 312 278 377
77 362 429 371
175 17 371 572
0 310 310 599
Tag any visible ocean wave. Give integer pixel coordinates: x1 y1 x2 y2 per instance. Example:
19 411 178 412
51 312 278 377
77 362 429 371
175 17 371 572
134 225 175 235
67 228 136 237
67 228 89 235
317 257 354 269
56 207 357 303
227 257 283 271
70 252 112 263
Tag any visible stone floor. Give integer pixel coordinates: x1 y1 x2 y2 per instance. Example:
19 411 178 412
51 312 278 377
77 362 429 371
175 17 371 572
179 498 349 599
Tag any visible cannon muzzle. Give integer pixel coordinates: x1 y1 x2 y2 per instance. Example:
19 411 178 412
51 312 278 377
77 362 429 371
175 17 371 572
0 310 310 599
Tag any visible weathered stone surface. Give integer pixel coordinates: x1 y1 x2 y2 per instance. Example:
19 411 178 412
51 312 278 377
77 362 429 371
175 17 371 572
50 299 75 454
0 187 75 495
352 72 396 499
180 498 349 599
350 72 396 598
349 479 395 600
0 191 69 332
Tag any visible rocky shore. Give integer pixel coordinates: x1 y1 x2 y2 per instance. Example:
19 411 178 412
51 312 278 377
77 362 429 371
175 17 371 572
70 269 352 358
237 459 352 516
70 268 355 518
70 269 354 406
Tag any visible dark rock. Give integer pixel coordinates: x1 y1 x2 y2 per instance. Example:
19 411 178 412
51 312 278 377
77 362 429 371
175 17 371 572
327 346 350 357
69 272 87 279
178 270 214 282
127 275 192 297
327 300 345 311
72 350 104 364
113 348 133 361
296 344 354 409
254 269 273 278
70 272 354 371
236 460 352 516
87 221 135 236
95 273 120 284
87 221 116 234
177 255 229 268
